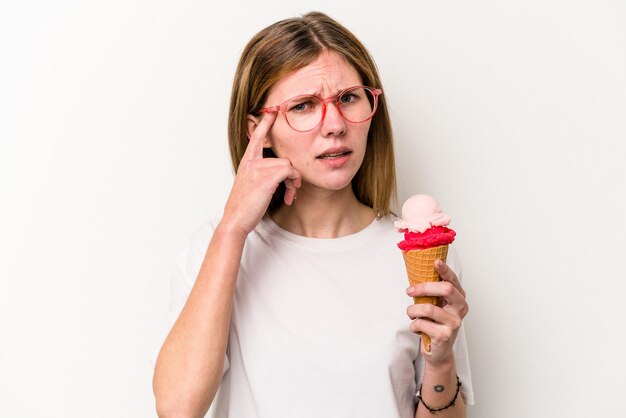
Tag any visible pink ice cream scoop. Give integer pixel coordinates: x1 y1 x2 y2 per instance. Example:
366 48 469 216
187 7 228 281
394 194 452 233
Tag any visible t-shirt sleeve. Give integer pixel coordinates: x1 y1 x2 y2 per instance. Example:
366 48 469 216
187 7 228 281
153 219 230 376
413 244 475 405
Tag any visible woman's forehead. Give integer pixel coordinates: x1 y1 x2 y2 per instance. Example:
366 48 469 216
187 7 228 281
267 52 361 101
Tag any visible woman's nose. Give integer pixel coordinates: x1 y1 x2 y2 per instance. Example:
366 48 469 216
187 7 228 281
320 102 347 137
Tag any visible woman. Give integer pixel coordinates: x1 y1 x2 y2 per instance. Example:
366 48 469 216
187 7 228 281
153 12 473 418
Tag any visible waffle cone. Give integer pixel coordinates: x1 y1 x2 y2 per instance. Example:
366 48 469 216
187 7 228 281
402 244 449 351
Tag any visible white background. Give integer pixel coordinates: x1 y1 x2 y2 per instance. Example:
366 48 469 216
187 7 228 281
1 1 625 417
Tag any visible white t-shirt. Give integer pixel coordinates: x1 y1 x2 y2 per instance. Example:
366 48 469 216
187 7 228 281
165 215 474 418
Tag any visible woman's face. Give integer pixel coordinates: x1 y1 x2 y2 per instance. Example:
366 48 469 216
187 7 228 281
253 52 371 194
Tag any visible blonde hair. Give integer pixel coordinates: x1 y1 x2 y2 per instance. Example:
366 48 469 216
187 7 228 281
228 11 396 215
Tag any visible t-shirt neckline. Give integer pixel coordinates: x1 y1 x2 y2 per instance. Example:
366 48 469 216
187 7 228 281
258 214 389 252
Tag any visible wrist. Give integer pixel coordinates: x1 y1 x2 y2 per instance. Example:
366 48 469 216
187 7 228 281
417 374 463 414
423 355 455 377
216 218 250 244
418 358 463 415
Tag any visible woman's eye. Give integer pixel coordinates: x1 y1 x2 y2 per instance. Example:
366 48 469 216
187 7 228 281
288 100 315 113
340 93 358 104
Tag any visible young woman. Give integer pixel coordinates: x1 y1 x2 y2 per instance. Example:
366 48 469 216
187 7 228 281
153 12 473 418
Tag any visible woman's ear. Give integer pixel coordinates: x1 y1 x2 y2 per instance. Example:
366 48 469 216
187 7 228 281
246 114 272 148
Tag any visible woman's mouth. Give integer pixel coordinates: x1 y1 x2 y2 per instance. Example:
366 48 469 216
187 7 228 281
315 148 353 168
317 150 352 159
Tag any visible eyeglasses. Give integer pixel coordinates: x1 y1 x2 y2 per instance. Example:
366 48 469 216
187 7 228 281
258 86 383 132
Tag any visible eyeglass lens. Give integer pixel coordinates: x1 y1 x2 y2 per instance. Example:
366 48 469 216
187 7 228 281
285 87 376 132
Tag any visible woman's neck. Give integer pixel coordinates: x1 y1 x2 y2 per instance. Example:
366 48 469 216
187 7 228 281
270 185 376 238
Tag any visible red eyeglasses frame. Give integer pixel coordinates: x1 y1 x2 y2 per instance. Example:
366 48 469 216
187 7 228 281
258 85 383 132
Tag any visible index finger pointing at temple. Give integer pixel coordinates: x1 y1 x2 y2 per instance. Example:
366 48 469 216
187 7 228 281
242 111 277 161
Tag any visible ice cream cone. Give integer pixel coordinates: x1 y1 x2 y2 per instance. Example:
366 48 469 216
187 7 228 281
402 244 449 351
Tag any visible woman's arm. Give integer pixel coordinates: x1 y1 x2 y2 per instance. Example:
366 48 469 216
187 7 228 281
407 260 470 418
153 222 246 418
153 111 301 418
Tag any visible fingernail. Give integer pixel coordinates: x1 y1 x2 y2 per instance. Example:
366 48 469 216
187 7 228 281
406 286 414 294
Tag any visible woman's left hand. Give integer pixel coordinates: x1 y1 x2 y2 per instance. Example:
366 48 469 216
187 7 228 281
406 259 469 366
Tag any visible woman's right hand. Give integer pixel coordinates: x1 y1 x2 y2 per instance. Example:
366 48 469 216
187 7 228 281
221 111 301 238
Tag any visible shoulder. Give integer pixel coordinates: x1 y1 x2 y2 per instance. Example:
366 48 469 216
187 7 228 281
177 218 220 256
172 218 221 285
370 214 402 245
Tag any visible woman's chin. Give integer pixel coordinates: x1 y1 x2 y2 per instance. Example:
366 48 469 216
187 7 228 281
301 177 354 194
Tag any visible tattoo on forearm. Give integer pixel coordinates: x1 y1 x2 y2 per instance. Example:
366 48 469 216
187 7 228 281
434 384 445 393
